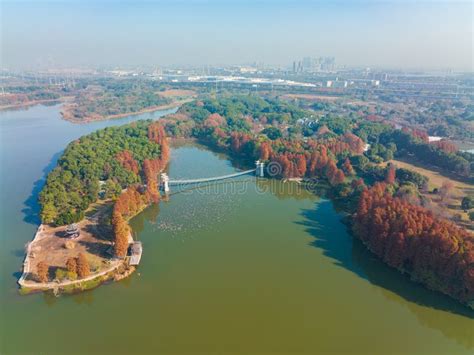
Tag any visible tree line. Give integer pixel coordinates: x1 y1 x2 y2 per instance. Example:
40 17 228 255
353 183 474 305
39 120 164 226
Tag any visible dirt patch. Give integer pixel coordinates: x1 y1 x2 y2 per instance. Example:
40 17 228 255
158 89 197 98
390 159 473 192
24 200 116 282
389 159 474 230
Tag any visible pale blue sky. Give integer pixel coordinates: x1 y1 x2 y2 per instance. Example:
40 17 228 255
1 0 472 71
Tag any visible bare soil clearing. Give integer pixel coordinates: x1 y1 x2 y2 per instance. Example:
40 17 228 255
389 159 474 230
158 89 197 98
20 200 122 286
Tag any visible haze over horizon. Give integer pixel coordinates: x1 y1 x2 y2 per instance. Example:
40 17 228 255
1 0 473 71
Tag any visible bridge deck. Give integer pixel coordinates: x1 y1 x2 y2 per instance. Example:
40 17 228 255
168 169 255 185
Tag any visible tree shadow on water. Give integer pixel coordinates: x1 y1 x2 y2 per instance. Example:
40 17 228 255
297 200 474 320
21 151 62 225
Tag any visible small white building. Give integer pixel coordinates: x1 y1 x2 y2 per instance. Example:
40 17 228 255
428 136 444 142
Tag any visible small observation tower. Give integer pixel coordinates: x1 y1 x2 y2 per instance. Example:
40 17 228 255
65 223 80 239
255 160 265 177
160 173 170 193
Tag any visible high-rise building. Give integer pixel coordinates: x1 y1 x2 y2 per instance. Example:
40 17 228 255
292 56 335 73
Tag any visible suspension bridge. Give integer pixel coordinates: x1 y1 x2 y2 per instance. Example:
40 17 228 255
160 161 265 192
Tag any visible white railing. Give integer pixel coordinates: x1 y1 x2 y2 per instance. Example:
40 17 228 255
168 169 255 185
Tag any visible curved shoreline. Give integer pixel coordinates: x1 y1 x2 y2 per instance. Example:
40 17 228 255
18 223 134 294
60 99 191 124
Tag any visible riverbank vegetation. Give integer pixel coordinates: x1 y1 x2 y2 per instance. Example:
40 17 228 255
39 120 165 225
32 93 473 305
61 82 170 122
60 80 196 122
29 121 169 290
158 94 473 307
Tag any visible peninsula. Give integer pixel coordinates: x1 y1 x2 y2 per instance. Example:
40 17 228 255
19 120 169 294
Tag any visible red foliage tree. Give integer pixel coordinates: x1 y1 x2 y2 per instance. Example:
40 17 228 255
76 253 90 278
342 132 365 154
353 183 474 303
36 261 49 283
148 122 166 145
432 139 457 154
296 154 307 177
259 141 272 161
143 159 161 203
204 113 226 128
116 150 139 174
230 132 251 155
325 160 338 182
404 128 429 143
66 257 77 274
112 210 130 257
342 157 355 175
385 165 396 184
332 170 346 185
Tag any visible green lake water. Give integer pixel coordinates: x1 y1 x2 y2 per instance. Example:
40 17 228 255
0 104 473 354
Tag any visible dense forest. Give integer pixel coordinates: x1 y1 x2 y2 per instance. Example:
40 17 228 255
39 120 166 225
353 183 474 304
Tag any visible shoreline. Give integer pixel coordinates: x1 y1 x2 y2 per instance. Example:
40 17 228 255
18 222 134 295
0 97 69 111
19 172 168 295
18 202 137 295
60 99 192 124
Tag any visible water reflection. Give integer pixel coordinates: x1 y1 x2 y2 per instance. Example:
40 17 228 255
131 202 161 236
22 152 63 225
298 201 474 349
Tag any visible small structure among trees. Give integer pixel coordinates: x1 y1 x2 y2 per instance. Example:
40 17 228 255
129 241 143 266
65 223 80 239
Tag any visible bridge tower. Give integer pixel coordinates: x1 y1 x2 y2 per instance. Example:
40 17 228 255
160 173 170 193
256 160 265 177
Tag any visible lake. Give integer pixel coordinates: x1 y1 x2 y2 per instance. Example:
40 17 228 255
0 104 473 354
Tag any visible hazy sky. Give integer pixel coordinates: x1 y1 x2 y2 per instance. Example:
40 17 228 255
1 0 473 71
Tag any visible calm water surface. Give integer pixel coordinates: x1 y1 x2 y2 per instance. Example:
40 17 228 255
0 104 473 354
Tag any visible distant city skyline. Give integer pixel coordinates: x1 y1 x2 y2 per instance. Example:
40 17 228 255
1 0 472 72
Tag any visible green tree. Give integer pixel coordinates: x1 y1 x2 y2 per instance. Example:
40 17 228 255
461 196 473 211
40 203 58 224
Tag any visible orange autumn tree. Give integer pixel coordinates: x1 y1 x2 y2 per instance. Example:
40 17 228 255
76 253 90 278
342 157 355 175
36 261 49 283
148 122 170 163
145 122 170 202
353 183 474 304
296 154 307 176
112 210 130 257
259 141 272 161
116 150 139 174
432 139 457 154
385 165 396 184
112 185 151 257
66 257 77 274
110 123 170 258
143 158 161 203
